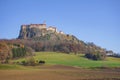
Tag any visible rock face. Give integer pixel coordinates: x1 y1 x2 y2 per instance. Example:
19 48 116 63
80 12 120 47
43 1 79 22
18 24 47 39
18 23 80 43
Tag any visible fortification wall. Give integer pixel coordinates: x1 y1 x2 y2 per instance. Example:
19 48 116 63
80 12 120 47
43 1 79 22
29 24 46 29
21 24 46 30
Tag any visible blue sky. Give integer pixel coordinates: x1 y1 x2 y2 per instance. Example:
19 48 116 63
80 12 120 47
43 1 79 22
0 0 120 53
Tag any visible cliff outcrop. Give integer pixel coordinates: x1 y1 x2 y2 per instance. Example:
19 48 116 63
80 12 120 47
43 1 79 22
18 23 80 44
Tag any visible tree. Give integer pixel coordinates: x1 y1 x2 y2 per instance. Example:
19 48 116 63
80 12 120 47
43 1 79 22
0 41 12 63
25 47 34 56
12 47 27 58
85 51 106 60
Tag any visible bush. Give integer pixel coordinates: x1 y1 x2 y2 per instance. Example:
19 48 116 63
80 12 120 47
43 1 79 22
20 58 45 66
21 60 26 65
21 57 36 66
26 57 36 66
39 60 45 64
85 52 106 60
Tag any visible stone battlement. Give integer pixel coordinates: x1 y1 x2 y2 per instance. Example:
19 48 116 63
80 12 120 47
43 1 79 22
21 24 46 29
21 23 64 34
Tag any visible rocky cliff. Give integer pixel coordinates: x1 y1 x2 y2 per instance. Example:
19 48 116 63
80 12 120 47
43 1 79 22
18 24 80 44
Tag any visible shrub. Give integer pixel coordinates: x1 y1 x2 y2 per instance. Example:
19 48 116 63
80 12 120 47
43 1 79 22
20 59 46 66
39 60 45 64
21 60 26 65
26 57 36 66
85 52 106 60
20 57 36 66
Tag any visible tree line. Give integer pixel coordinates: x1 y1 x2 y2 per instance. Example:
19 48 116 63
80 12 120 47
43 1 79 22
1 39 108 60
0 40 34 63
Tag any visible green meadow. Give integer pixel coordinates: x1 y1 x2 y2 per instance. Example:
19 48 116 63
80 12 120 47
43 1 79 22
0 64 26 70
1 52 120 80
14 52 120 68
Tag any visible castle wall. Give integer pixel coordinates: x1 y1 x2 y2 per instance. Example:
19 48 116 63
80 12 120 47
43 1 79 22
19 23 66 39
21 24 47 30
29 24 46 29
59 31 64 34
47 26 57 32
21 24 65 35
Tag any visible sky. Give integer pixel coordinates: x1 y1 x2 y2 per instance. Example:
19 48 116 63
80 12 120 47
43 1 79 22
0 0 120 53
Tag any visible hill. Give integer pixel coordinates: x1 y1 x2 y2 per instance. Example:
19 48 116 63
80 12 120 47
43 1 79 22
16 23 107 55
18 23 80 43
0 23 110 62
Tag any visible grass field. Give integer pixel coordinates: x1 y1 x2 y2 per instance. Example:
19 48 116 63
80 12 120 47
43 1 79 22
14 52 120 68
0 52 120 80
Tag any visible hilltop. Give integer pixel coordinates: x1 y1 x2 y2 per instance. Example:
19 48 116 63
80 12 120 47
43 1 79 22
18 23 64 39
18 23 80 44
0 24 120 80
0 23 111 63
17 23 106 54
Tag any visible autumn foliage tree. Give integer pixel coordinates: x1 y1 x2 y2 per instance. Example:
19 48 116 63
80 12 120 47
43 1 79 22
0 40 34 63
0 41 12 63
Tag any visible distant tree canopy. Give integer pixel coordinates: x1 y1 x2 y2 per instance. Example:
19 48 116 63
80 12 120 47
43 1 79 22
0 39 108 61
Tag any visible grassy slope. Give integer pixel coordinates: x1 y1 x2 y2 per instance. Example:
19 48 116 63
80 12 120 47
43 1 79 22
14 52 120 68
0 64 27 70
1 52 120 80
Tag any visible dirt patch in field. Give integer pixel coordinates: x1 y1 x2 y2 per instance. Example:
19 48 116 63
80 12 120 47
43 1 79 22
0 65 120 80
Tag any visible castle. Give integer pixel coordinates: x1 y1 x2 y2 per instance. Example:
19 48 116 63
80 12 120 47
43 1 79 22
21 23 64 34
21 24 46 30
